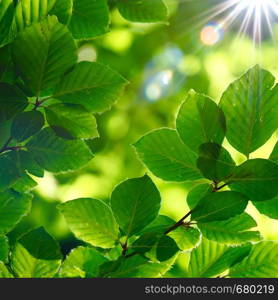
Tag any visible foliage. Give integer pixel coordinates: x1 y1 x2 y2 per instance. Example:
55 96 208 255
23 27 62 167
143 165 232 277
0 0 277 279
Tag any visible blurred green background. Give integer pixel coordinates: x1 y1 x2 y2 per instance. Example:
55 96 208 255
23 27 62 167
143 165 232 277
8 0 278 276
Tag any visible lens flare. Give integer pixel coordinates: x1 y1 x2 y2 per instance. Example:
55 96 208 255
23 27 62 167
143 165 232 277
200 22 224 45
200 0 278 45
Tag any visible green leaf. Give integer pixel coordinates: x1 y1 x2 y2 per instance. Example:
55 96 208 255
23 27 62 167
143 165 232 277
45 103 98 140
101 254 177 278
0 236 9 262
14 150 44 178
0 82 28 123
156 235 179 262
13 0 57 32
197 143 236 181
0 0 14 47
53 61 127 113
220 65 278 156
0 261 13 278
253 196 278 220
187 184 212 210
12 172 37 193
191 191 249 223
11 227 62 278
58 198 119 248
269 141 278 162
198 213 262 245
141 215 201 251
111 175 161 237
229 242 278 278
176 90 226 154
26 127 94 173
229 159 278 201
11 111 44 142
0 190 32 235
134 128 202 182
13 16 77 96
49 0 73 25
187 238 251 278
0 152 21 191
60 246 108 278
69 0 109 39
117 0 168 23
130 233 160 255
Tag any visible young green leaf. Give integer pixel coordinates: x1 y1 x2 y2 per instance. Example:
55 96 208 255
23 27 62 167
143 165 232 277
111 175 161 237
134 128 202 182
191 191 249 223
60 246 108 278
0 236 9 262
187 238 251 278
186 184 212 210
13 16 77 95
0 261 13 278
11 111 44 142
0 190 32 235
117 0 168 23
253 196 278 220
58 198 119 248
176 91 226 154
11 227 62 278
229 242 278 278
26 127 94 173
220 65 278 156
229 159 278 202
197 143 236 181
53 61 127 113
45 103 98 140
69 0 109 39
141 215 201 251
198 213 261 245
0 83 28 123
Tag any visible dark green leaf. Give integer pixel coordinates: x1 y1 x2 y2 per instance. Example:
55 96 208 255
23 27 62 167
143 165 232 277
13 16 77 95
0 236 9 262
11 227 62 278
45 103 98 140
156 235 179 262
11 111 44 142
111 175 161 237
269 141 278 162
176 90 226 154
198 213 262 245
69 0 109 39
187 184 212 210
12 172 37 193
229 242 278 278
134 128 202 182
197 143 236 181
60 246 108 278
0 152 21 191
50 0 73 25
0 82 28 123
26 127 94 173
58 198 119 248
0 190 31 235
220 65 278 156
0 0 14 47
192 191 249 223
53 61 127 113
229 159 278 201
117 0 168 23
253 196 278 220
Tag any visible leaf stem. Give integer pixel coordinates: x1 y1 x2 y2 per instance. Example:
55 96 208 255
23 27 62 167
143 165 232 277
0 136 13 154
164 210 193 235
